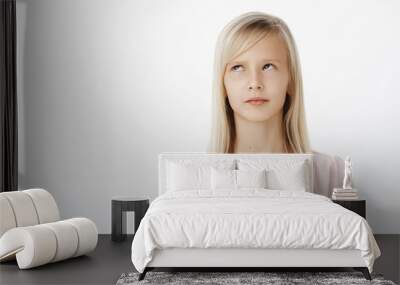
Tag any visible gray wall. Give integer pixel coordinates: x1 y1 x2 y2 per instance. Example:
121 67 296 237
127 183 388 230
16 0 400 234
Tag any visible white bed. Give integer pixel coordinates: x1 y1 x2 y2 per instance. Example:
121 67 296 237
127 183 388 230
130 152 381 281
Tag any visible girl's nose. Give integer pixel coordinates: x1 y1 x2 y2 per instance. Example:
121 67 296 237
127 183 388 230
248 71 264 91
248 82 264 91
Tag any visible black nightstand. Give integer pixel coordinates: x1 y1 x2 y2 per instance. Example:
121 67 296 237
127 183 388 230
332 199 366 219
111 197 150 242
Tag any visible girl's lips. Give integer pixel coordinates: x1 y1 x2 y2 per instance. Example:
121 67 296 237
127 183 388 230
246 99 269 105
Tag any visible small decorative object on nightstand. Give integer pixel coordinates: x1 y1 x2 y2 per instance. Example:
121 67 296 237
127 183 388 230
111 197 150 242
332 155 360 200
332 199 366 219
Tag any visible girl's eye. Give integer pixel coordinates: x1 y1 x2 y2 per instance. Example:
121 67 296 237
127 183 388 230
264 63 274 70
231 65 242 71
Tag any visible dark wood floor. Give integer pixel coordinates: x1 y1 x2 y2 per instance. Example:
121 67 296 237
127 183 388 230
0 235 134 285
0 234 399 285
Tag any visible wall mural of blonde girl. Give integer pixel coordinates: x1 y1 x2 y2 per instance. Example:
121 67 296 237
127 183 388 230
207 11 345 197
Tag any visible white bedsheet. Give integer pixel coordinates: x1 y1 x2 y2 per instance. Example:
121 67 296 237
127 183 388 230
131 189 381 273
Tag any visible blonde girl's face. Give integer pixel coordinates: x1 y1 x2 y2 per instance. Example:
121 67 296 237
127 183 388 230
223 33 290 122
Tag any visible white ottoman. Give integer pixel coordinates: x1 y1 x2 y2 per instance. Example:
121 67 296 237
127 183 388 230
0 189 98 269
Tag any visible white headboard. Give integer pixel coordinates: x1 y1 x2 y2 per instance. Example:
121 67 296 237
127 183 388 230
158 152 314 196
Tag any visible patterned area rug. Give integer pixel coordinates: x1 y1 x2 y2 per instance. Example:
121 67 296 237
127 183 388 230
116 271 397 285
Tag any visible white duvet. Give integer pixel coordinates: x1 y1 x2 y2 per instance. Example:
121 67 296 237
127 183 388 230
131 189 381 273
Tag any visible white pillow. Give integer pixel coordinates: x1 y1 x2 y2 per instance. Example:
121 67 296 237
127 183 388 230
237 159 310 191
210 168 236 190
236 169 267 188
210 168 267 190
167 162 210 191
266 165 307 191
166 159 235 191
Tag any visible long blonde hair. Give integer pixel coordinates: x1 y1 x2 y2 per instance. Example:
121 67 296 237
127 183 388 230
207 11 311 154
